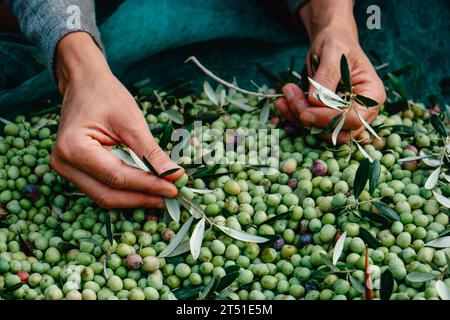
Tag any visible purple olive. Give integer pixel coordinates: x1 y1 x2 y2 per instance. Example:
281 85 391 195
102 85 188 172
126 253 143 270
274 238 285 251
300 233 313 246
23 184 41 202
288 178 298 190
310 160 328 177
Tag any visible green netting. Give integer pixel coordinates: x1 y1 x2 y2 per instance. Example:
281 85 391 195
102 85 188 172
0 0 449 117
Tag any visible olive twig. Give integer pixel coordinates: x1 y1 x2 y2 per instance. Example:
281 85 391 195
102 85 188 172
185 56 283 99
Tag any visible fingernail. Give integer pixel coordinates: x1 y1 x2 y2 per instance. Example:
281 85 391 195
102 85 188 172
284 85 295 101
160 162 180 173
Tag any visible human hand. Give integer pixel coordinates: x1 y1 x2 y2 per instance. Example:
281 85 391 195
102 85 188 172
52 32 184 208
276 0 386 143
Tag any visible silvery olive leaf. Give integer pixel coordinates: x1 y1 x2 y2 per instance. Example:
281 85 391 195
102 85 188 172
216 225 268 243
164 241 190 257
308 77 346 104
436 280 450 300
186 188 213 194
310 126 324 135
227 98 256 112
419 150 443 167
165 197 181 223
332 232 347 265
332 115 345 146
424 167 441 190
398 155 433 162
111 149 141 169
128 149 150 172
354 140 374 163
190 217 206 260
260 99 271 124
405 272 438 283
203 81 219 106
354 109 382 141
432 190 450 208
159 216 194 257
426 236 450 248
315 92 345 110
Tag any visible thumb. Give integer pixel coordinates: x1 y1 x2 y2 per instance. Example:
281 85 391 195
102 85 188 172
118 117 184 181
308 49 342 106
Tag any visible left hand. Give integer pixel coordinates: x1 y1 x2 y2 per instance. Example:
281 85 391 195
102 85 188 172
276 0 386 144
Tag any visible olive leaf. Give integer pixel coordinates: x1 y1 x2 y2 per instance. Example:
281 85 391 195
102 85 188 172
436 280 450 300
164 240 191 258
398 154 434 162
425 236 450 248
323 113 344 135
190 217 205 260
362 211 392 227
359 227 381 249
1 282 23 295
259 99 271 124
127 149 151 173
431 114 447 137
310 126 324 135
353 158 371 198
104 212 113 246
173 285 204 300
340 54 352 93
198 275 218 300
405 272 438 283
349 275 365 294
17 233 35 258
58 241 79 253
354 140 373 163
159 216 194 257
166 109 184 125
373 202 400 222
141 155 159 176
215 266 240 292
164 197 181 223
440 227 450 237
310 54 320 75
227 98 255 112
159 168 181 178
159 121 174 150
384 100 409 116
354 95 378 107
216 225 268 243
186 188 213 195
218 89 227 108
258 211 290 226
332 231 347 265
332 115 345 146
354 109 382 141
368 160 381 194
308 77 346 106
215 287 237 300
425 167 441 190
380 269 394 300
445 252 450 276
320 253 339 272
387 73 407 100
203 81 219 106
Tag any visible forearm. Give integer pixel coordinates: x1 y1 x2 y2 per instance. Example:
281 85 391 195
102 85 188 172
7 0 103 75
299 0 357 42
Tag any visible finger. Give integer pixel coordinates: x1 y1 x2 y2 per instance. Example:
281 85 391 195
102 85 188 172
308 49 343 106
282 83 310 117
300 105 375 131
275 98 297 123
114 111 184 181
55 135 178 198
51 156 165 209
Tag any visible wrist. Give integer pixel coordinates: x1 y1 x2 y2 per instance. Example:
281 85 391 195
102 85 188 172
55 32 110 94
299 0 357 42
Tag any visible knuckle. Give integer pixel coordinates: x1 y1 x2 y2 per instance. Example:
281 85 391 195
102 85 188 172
94 194 115 209
105 170 126 189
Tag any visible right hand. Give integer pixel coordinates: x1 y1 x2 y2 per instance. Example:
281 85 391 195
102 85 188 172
51 32 184 208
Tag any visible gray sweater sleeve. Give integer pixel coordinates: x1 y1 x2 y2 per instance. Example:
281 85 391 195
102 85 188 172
286 0 309 26
7 0 103 75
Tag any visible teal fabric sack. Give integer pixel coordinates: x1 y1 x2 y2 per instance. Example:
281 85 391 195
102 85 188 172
0 0 449 117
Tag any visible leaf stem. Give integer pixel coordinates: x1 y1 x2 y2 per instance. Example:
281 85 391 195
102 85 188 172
185 56 283 99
